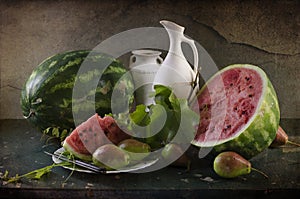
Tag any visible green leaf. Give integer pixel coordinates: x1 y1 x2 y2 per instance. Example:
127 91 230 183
23 164 54 180
127 85 199 149
130 104 150 126
154 85 173 109
1 162 72 184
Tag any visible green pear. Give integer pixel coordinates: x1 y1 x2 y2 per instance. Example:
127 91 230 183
213 151 267 178
92 144 130 170
118 139 151 162
161 143 191 169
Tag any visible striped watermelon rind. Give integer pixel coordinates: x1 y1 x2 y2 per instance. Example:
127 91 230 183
191 64 280 159
21 50 133 140
63 139 92 161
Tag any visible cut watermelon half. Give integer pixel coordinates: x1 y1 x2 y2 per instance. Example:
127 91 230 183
191 64 280 159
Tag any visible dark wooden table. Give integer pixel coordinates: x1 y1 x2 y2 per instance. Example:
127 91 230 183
0 119 299 199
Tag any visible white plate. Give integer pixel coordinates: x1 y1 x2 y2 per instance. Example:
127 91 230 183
52 147 159 174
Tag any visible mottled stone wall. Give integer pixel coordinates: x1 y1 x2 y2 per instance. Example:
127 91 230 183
0 0 299 119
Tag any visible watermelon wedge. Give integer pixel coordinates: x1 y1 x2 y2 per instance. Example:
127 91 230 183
191 64 280 159
98 115 131 145
63 114 130 161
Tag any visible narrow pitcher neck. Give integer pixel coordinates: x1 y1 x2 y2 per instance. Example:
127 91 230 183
160 20 185 57
166 29 185 57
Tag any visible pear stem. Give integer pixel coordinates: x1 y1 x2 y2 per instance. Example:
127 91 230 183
252 167 268 179
287 140 300 147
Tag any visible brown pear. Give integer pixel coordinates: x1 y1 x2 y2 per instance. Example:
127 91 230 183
270 126 300 148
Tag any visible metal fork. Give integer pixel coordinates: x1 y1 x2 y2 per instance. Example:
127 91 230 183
44 151 106 173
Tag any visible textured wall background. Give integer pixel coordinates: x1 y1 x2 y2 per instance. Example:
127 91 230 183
0 0 299 119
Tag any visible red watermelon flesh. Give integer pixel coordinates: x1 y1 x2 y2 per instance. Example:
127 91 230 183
193 67 263 145
63 114 130 161
64 130 90 157
98 115 131 145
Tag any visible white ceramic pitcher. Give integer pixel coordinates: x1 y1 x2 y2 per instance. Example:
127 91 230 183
129 49 163 106
153 20 199 101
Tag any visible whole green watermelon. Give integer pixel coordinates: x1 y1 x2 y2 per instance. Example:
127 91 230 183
21 50 133 140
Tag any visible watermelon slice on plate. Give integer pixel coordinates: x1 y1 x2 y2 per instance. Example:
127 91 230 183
63 114 130 161
98 115 131 145
191 64 280 159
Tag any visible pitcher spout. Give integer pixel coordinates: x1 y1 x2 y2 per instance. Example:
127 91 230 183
160 20 185 33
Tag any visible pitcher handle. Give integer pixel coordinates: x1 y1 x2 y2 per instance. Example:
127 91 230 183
157 56 163 65
129 55 136 68
182 37 199 74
